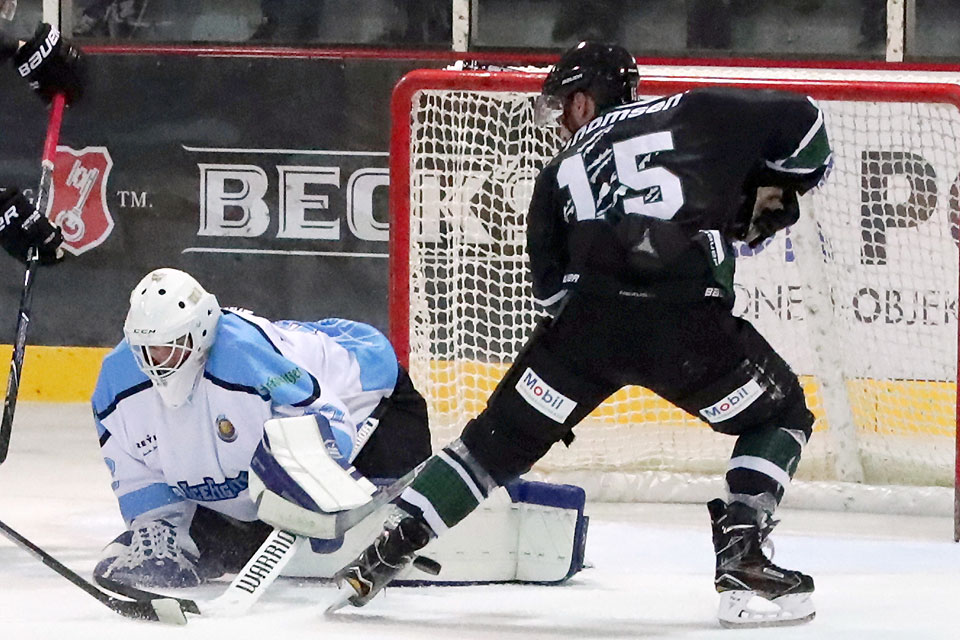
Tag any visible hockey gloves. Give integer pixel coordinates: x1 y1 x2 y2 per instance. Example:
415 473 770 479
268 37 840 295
0 187 63 265
94 519 203 589
733 186 800 248
13 22 85 105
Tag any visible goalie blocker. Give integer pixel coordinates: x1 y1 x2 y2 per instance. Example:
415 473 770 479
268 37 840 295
250 415 588 584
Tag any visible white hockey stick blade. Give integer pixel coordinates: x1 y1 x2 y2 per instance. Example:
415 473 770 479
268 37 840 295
203 529 303 616
718 590 815 628
151 598 188 625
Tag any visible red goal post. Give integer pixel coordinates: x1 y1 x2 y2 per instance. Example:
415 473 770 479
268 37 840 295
389 68 960 537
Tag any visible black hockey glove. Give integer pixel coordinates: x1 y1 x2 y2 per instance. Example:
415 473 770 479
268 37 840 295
12 23 85 105
0 188 64 264
732 186 800 248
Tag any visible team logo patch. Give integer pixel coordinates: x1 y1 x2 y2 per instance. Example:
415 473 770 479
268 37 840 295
216 415 238 442
48 146 115 255
515 367 577 424
699 379 763 423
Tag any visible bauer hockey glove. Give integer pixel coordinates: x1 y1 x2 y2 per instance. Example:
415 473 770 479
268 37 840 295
0 187 63 264
12 22 84 104
94 519 203 589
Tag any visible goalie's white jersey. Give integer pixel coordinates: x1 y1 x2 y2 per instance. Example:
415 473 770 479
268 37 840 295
91 309 400 525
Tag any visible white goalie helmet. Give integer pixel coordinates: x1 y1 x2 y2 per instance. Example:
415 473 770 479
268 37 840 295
123 268 222 408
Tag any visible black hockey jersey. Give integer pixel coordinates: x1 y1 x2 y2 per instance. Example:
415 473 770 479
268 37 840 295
527 87 832 307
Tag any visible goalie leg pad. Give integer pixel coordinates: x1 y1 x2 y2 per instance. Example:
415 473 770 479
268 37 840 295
282 479 588 584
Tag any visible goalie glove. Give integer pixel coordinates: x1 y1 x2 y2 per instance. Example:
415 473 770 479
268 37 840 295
0 188 63 265
94 519 203 589
732 186 800 248
13 22 85 105
249 414 377 538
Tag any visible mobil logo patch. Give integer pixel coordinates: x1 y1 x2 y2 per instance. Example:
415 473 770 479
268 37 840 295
515 367 577 424
699 378 763 424
47 146 115 255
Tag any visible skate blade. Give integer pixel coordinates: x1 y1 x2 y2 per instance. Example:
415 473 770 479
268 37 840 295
324 587 356 615
718 590 815 628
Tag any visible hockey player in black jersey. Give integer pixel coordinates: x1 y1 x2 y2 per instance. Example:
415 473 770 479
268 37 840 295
332 41 831 628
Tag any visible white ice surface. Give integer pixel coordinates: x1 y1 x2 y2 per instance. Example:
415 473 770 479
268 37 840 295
1 403 959 640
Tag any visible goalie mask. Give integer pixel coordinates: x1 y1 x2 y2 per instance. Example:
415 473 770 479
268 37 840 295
534 41 639 128
124 269 221 408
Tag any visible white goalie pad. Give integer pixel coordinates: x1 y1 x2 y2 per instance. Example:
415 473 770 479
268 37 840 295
282 480 589 584
249 415 376 535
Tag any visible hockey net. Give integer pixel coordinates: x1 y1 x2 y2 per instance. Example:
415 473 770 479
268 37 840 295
389 69 960 525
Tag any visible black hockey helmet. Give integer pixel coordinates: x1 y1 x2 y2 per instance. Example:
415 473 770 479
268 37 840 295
535 41 639 126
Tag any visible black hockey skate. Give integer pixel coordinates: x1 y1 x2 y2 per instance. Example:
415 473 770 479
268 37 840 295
707 498 815 628
327 515 438 612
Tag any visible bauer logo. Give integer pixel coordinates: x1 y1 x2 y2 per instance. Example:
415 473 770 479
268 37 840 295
48 146 115 256
699 379 763 423
0 204 17 230
16 27 60 77
515 367 576 423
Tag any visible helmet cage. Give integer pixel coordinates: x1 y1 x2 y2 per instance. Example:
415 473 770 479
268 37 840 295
124 269 221 408
130 333 196 383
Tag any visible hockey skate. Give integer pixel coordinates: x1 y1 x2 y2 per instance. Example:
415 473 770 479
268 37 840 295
326 515 438 613
707 498 815 628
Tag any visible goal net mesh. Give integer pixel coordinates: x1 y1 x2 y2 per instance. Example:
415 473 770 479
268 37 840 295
394 72 960 513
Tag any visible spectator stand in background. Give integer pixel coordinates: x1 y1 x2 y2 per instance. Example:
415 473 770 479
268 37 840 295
249 0 322 43
73 0 155 38
0 0 41 40
71 0 265 42
550 0 620 44
374 0 451 46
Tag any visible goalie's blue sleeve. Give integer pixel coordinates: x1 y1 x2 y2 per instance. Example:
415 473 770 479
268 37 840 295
93 343 185 525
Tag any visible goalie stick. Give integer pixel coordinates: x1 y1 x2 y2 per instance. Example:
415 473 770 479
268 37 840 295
0 92 65 464
203 528 304 615
0 518 198 624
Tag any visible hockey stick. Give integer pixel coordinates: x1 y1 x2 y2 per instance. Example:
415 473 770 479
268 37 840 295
0 517 198 624
0 92 65 465
203 528 303 615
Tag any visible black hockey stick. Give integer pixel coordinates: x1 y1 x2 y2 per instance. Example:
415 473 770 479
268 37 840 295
0 92 64 464
0 518 198 624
